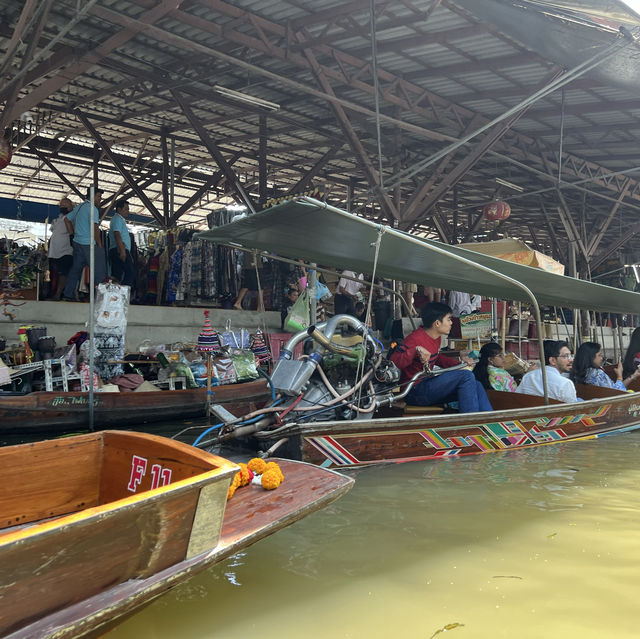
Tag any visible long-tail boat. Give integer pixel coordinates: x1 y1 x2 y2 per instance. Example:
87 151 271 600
0 430 353 638
192 197 640 468
0 378 270 433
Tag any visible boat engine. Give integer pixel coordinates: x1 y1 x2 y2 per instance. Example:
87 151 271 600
269 315 400 422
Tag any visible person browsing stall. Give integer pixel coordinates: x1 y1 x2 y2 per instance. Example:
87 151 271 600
571 341 640 390
62 186 106 300
281 286 299 330
334 270 363 316
48 197 74 300
390 302 493 413
516 340 581 403
108 198 135 287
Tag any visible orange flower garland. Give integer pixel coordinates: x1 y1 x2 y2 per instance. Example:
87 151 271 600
264 461 285 483
248 457 267 474
227 459 285 499
261 468 281 490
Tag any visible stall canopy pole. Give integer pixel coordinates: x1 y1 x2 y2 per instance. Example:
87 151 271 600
88 185 95 431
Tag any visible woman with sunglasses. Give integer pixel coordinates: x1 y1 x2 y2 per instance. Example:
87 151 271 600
473 342 517 392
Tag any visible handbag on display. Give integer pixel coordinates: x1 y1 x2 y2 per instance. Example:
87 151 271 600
230 349 260 381
220 319 250 349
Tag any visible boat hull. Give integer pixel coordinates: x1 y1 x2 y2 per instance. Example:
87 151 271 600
261 392 640 468
4 457 353 639
0 431 239 637
0 379 270 433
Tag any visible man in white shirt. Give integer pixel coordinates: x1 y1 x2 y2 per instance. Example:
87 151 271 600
334 270 363 316
48 197 75 300
516 340 581 403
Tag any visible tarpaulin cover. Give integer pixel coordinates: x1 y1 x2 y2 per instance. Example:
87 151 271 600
196 197 640 314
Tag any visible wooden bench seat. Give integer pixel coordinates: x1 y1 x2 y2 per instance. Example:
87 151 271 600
574 383 628 400
487 389 563 410
402 403 445 415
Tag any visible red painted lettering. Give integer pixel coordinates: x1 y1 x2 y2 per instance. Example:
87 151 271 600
161 467 172 486
127 455 148 492
150 464 173 489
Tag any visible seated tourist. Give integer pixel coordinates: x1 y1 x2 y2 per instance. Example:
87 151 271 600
571 341 639 391
622 326 640 379
473 342 517 392
516 340 581 403
390 302 493 413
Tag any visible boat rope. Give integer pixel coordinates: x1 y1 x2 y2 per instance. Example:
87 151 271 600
252 248 272 345
356 225 385 409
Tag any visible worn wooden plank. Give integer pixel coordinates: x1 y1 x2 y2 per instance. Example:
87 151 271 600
4 460 353 639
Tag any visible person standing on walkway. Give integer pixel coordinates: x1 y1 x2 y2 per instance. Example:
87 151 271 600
62 186 106 301
48 197 74 300
108 198 135 287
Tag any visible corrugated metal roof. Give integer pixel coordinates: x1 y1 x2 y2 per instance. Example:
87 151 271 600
0 0 639 261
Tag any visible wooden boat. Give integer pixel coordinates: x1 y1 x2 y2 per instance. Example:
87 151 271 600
0 430 353 638
195 197 640 468
0 378 270 433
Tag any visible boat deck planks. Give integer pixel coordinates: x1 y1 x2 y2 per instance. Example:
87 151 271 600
4 458 353 639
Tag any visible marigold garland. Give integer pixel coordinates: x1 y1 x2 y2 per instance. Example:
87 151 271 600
227 460 285 499
248 457 267 474
264 461 285 483
261 468 282 490
237 462 254 487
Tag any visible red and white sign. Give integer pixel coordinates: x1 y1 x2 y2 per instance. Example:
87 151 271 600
127 454 173 492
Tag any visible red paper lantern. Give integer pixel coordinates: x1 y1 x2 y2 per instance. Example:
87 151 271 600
483 201 510 221
0 139 11 171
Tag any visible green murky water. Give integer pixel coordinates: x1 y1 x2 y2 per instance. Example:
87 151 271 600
108 432 640 639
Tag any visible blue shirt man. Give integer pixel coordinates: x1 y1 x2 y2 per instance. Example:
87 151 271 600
109 207 131 252
62 186 106 300
66 199 100 245
108 198 135 288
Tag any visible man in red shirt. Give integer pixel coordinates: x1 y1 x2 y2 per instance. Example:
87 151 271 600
391 302 492 413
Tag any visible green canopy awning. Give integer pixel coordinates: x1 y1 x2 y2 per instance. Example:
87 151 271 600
196 198 640 315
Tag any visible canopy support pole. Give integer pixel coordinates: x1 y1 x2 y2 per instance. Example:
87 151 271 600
88 185 95 431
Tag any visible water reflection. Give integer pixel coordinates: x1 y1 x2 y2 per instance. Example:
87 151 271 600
108 432 640 639
8 422 640 638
